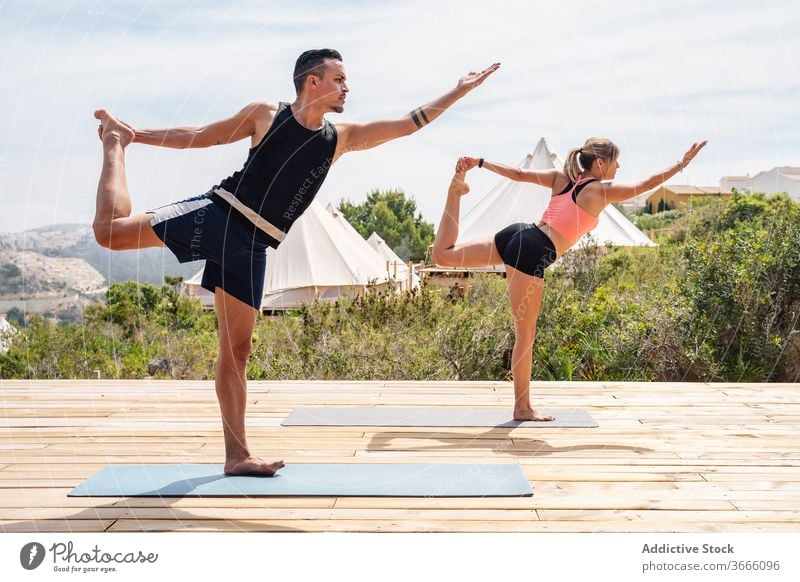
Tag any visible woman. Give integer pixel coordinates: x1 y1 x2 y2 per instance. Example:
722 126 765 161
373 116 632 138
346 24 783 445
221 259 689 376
431 137 707 421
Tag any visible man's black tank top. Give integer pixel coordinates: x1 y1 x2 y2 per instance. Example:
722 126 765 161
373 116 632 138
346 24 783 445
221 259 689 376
214 102 338 247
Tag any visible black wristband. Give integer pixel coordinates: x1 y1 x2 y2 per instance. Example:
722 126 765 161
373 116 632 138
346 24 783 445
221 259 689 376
478 158 484 168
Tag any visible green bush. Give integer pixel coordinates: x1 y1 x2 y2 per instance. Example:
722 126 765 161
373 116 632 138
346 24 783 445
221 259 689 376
2 193 798 382
679 193 800 380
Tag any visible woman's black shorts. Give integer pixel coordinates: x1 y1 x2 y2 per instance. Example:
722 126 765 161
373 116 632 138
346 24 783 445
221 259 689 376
494 222 557 278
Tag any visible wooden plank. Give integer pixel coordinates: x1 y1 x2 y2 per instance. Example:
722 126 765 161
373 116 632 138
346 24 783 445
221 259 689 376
1 519 113 533
104 519 798 533
537 509 800 522
1 379 799 533
331 497 735 511
0 489 336 509
1 507 542 521
731 500 800 510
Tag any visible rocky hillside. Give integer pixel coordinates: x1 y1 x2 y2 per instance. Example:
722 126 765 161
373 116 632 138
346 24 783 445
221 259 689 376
0 223 202 290
0 250 105 296
0 224 202 315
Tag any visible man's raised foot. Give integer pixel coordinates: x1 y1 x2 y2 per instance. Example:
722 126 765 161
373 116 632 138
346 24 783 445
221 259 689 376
94 109 135 147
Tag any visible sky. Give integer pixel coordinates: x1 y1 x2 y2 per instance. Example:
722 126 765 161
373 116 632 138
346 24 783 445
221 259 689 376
0 0 798 233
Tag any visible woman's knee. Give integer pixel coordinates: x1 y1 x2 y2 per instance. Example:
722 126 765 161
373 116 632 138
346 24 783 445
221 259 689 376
514 330 537 349
512 320 538 346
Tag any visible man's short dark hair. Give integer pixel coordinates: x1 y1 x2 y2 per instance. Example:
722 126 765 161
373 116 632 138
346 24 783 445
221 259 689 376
293 49 342 93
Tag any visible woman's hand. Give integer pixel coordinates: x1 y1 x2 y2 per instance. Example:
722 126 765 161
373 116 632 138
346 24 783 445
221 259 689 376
456 156 479 174
681 141 708 168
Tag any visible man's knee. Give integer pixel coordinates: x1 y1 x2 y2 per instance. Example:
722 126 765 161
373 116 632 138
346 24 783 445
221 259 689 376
94 219 151 251
431 246 454 267
219 335 253 363
93 222 115 249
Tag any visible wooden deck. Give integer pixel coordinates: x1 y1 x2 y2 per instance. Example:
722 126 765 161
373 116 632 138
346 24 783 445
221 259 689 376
1 379 799 533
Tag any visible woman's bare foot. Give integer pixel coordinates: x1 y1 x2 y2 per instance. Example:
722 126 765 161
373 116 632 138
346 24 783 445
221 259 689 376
514 407 555 422
449 172 470 197
224 456 285 477
94 109 135 147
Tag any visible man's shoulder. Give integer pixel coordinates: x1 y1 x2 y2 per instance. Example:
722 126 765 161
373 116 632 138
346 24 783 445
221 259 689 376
245 101 280 120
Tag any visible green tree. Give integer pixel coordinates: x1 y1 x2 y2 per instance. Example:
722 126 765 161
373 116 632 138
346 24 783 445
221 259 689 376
0 262 23 295
679 193 800 381
338 189 434 262
0 263 21 278
5 306 25 327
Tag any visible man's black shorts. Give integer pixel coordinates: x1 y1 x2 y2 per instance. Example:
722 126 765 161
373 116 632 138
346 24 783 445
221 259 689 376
149 191 268 309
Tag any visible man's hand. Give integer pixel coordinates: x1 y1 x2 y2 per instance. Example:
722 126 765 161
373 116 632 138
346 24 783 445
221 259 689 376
456 63 501 94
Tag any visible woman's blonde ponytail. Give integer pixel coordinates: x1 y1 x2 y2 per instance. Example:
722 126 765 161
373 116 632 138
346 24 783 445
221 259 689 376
563 147 584 182
562 138 620 183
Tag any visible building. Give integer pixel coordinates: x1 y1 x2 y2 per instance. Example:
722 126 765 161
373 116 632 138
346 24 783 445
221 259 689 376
644 185 732 213
720 167 800 201
719 175 750 193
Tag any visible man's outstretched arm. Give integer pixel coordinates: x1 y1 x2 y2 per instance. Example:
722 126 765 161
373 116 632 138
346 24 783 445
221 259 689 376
132 102 276 149
335 63 500 159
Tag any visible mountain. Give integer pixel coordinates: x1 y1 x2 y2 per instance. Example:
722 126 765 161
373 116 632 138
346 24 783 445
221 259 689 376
0 223 202 287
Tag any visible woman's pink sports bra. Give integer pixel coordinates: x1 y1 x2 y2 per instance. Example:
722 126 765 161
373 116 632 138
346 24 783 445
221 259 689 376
540 177 599 247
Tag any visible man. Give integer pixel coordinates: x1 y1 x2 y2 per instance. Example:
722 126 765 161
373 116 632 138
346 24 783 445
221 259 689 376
93 48 499 476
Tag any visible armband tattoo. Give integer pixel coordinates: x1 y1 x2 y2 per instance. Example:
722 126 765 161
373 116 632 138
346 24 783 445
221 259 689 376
410 107 430 130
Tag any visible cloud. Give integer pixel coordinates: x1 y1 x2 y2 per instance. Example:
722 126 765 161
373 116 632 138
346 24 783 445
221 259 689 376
0 0 798 232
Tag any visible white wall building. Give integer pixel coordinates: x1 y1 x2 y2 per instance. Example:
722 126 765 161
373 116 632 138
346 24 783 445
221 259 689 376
720 167 800 201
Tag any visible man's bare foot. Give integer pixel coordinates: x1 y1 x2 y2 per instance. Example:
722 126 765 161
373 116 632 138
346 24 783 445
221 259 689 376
224 456 285 477
94 109 135 147
514 408 555 422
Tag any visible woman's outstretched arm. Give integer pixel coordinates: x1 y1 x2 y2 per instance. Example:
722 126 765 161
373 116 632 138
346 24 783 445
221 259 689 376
459 156 560 188
599 141 708 202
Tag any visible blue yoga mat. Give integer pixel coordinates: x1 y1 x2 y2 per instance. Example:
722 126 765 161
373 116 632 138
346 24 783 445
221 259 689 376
68 463 532 497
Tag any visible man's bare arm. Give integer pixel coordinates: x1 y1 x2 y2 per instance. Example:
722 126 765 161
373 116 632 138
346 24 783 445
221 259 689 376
335 64 500 159
133 102 275 149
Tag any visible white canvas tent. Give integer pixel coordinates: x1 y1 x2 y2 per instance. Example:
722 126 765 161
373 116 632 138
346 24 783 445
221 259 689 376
182 201 395 310
261 201 393 310
181 268 214 308
326 203 368 244
0 315 15 354
457 138 655 270
366 231 420 291
326 203 419 291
